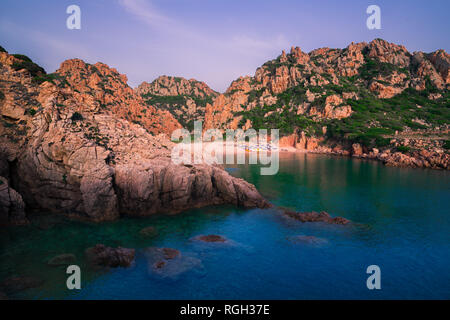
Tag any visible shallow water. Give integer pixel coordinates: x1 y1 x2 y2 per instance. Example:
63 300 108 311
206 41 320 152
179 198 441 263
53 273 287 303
1 153 449 299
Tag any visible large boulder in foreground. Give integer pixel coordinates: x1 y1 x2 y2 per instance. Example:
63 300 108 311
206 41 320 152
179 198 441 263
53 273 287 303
0 51 270 223
114 162 270 217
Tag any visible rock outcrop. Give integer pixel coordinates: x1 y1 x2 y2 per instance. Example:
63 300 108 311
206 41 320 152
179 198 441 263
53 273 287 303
85 244 135 268
137 75 218 130
283 209 350 225
205 39 449 131
201 39 449 170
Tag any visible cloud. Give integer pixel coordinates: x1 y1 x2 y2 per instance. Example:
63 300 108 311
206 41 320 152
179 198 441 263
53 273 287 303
0 20 91 64
117 0 290 58
118 0 172 28
116 0 292 90
228 34 290 56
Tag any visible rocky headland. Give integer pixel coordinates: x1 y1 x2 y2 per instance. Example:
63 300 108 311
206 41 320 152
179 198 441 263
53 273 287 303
1 39 449 225
0 47 269 226
202 39 449 170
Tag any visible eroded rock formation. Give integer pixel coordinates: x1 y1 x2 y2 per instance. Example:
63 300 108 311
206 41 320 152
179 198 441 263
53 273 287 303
0 49 269 224
205 39 449 130
200 39 449 170
137 75 218 130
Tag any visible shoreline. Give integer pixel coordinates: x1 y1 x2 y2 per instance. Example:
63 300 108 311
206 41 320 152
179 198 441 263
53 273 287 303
176 141 449 170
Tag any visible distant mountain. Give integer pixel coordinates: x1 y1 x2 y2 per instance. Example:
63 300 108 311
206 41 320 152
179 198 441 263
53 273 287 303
137 75 218 131
202 38 449 168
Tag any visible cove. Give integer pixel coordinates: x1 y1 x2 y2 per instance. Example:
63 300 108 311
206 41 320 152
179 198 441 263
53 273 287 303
1 153 449 299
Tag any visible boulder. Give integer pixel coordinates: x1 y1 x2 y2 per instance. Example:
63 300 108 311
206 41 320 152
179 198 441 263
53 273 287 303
0 276 44 294
85 244 135 268
192 235 227 243
283 209 350 225
47 254 77 266
352 143 363 156
139 226 159 238
145 247 202 280
160 248 180 260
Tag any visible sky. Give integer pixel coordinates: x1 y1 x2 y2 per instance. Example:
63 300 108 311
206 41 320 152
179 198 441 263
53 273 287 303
0 0 449 92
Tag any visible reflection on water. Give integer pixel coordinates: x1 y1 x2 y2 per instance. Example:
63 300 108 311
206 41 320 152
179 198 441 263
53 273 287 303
1 153 449 299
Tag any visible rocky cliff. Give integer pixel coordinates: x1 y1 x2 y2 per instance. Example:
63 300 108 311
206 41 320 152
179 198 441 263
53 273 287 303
137 76 218 131
0 49 269 225
203 39 449 169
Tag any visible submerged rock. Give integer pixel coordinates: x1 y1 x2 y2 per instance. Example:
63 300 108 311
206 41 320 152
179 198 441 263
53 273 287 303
0 51 270 224
192 234 227 243
160 248 180 260
288 235 329 246
0 276 44 294
283 209 350 225
139 226 159 238
85 244 135 268
145 247 202 280
47 254 77 266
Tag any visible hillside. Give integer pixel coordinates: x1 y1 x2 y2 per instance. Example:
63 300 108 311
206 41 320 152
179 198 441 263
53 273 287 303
202 39 449 169
137 75 218 131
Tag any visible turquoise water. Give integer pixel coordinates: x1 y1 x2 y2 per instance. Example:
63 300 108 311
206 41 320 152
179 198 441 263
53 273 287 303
1 153 449 299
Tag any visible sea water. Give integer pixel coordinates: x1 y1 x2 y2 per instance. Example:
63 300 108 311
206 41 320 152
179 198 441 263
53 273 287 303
1 153 449 299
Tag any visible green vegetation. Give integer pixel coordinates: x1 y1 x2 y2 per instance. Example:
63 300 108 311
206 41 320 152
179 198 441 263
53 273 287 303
247 88 265 103
141 91 214 130
327 87 449 148
26 108 37 116
443 140 450 150
32 73 68 87
83 125 110 149
71 112 84 121
0 45 6 53
396 145 410 153
358 50 409 82
11 54 46 77
237 72 449 151
0 91 4 101
142 93 186 105
12 54 32 62
237 103 321 137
